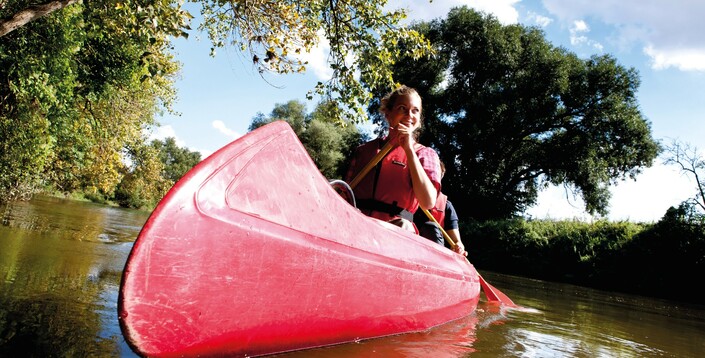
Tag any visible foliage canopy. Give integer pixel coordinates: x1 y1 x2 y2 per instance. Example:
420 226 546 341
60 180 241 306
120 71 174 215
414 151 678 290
377 7 661 220
0 1 189 201
0 0 431 202
196 0 432 122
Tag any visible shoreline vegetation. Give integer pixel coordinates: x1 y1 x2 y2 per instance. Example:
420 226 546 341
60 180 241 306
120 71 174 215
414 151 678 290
41 188 151 211
463 207 705 306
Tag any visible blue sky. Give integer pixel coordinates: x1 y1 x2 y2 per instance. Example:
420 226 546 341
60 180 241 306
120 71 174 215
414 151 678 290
153 0 705 222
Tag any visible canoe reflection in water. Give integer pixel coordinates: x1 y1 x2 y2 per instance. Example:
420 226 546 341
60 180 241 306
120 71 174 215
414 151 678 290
275 301 530 358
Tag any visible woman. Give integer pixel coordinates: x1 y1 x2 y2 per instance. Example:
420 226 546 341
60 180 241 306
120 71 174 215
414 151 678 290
345 85 441 232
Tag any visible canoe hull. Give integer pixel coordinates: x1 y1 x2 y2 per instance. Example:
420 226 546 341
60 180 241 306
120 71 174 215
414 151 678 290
119 121 480 357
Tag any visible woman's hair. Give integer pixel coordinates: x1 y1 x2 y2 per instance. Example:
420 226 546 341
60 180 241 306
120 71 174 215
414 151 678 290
379 85 424 139
379 85 422 116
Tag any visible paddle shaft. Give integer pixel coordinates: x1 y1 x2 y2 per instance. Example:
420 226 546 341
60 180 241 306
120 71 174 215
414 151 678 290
421 208 458 250
421 208 517 308
348 139 396 190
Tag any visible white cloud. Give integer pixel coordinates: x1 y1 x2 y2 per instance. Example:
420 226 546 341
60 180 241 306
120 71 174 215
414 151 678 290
542 0 705 72
147 125 186 147
608 164 696 222
525 183 591 221
212 120 241 139
644 45 705 71
568 20 603 52
572 19 588 33
297 31 334 80
146 124 212 160
570 24 588 46
526 11 553 27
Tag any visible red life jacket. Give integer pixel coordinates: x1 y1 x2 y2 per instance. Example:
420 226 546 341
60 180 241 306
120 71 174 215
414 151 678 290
429 193 448 228
347 138 428 222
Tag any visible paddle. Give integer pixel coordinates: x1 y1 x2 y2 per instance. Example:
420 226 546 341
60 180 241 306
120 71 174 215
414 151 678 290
421 208 518 308
348 139 397 190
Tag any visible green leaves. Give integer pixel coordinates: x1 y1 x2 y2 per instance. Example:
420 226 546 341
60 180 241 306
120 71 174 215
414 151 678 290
197 0 433 123
1 0 432 201
389 6 660 220
0 1 182 202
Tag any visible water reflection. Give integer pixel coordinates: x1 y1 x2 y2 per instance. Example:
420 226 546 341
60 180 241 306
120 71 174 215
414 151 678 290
276 308 482 358
0 196 147 357
1 196 143 244
474 273 705 357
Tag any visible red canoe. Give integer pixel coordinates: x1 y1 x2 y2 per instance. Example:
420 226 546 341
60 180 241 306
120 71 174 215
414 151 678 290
118 121 481 357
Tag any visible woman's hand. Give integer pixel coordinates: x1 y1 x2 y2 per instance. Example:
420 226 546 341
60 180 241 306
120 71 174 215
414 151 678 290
394 120 415 152
453 238 468 257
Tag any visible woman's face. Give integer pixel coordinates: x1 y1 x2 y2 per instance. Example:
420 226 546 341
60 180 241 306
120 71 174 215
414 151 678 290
385 93 422 131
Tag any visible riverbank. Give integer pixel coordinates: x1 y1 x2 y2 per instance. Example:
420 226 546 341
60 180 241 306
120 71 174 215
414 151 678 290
41 189 155 212
462 207 705 305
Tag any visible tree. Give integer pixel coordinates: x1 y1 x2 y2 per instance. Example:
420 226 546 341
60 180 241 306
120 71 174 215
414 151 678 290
0 0 79 37
250 100 308 135
112 137 200 209
249 100 365 179
197 0 432 122
0 1 187 201
113 142 170 209
380 7 660 220
150 137 202 182
664 139 705 213
306 100 367 179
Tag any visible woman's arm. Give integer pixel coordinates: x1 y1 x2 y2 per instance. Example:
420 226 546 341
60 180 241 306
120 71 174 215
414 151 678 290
404 146 438 210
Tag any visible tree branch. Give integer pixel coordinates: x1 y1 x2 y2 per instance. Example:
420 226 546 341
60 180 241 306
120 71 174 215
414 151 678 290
0 0 79 37
664 139 705 212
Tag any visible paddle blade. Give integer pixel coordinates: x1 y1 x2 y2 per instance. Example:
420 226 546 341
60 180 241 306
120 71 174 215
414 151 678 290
479 274 518 308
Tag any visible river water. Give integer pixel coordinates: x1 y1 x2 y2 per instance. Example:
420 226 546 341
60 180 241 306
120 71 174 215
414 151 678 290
1 195 704 357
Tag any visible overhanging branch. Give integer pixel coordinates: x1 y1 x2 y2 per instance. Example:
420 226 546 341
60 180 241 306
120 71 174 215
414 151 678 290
0 0 80 37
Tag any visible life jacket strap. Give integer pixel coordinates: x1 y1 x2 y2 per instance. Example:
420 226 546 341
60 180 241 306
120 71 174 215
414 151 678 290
356 198 414 221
